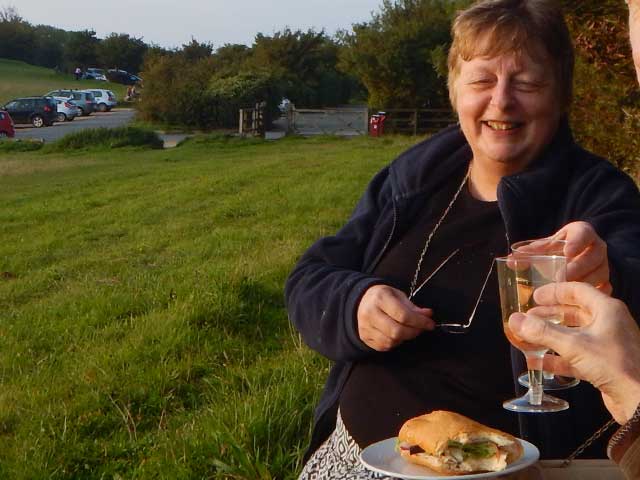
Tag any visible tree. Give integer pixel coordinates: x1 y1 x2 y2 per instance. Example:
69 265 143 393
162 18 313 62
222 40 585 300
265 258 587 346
63 30 99 69
247 28 358 107
559 0 640 177
338 0 468 108
31 25 66 69
0 6 36 63
180 38 213 61
98 33 148 73
212 43 252 76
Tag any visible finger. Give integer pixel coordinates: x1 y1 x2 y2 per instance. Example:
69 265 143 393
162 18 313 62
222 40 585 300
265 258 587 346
554 222 597 258
513 237 554 254
576 262 610 289
508 312 574 355
371 310 425 345
596 281 613 296
526 305 588 327
533 281 610 315
565 244 608 282
542 354 576 378
379 291 435 330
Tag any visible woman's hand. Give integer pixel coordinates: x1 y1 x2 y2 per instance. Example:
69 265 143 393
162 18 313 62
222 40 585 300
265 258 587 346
357 284 435 352
553 221 611 294
509 282 640 424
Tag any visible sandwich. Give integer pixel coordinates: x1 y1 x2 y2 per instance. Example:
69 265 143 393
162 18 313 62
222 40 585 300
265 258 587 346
398 410 524 475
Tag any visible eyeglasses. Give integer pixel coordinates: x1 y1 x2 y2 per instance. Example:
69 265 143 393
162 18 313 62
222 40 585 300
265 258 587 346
408 249 496 334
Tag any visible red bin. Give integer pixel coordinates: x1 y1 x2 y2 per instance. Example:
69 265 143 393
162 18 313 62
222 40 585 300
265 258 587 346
369 112 386 137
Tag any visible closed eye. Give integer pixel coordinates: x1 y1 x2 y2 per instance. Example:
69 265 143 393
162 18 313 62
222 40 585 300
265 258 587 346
513 80 546 92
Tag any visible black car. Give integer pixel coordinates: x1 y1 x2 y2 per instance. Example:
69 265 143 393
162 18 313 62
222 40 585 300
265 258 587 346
106 69 142 86
2 97 57 127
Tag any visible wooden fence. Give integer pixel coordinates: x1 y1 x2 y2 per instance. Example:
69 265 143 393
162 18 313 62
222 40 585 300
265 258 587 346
238 104 455 137
378 108 456 135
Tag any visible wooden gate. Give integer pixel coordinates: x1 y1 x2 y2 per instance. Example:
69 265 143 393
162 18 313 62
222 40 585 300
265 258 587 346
239 103 265 136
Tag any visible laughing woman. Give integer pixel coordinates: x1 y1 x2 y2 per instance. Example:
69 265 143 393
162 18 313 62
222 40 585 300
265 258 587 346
286 0 640 478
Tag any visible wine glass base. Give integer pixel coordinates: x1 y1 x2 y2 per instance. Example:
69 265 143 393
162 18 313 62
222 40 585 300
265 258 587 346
503 394 569 413
518 372 580 390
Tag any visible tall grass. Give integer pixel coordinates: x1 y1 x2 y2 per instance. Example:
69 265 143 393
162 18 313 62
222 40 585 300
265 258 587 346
46 127 163 151
0 134 418 478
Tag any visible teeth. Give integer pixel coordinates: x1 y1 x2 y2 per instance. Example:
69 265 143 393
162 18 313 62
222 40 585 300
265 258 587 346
486 121 519 131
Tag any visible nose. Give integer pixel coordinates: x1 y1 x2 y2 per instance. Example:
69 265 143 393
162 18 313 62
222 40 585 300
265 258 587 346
490 78 515 110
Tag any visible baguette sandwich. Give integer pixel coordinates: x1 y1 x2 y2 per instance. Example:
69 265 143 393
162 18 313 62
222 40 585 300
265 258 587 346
398 410 524 475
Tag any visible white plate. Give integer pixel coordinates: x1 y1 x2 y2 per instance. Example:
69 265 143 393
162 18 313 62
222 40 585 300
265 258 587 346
360 437 539 479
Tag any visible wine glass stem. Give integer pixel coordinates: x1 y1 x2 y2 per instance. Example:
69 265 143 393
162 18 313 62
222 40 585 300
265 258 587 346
526 352 546 405
528 368 544 405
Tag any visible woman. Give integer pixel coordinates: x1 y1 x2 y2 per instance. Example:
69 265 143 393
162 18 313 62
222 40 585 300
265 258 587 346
286 0 640 477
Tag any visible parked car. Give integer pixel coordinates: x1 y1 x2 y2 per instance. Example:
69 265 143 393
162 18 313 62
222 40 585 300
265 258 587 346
83 67 107 81
2 97 57 127
45 90 97 116
106 69 142 86
0 110 15 138
53 97 79 122
80 89 117 112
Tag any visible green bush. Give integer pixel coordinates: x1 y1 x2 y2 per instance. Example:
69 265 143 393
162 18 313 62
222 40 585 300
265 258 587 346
47 126 163 152
0 138 44 152
138 53 280 130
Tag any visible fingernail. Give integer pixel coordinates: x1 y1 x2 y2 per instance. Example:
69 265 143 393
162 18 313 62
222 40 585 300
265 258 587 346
508 313 525 333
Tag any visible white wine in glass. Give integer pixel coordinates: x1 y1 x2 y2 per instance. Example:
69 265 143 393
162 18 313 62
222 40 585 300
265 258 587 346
511 238 580 391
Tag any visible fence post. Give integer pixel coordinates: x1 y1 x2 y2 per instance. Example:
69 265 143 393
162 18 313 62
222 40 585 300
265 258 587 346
239 109 244 136
364 108 369 135
413 109 418 136
288 104 295 134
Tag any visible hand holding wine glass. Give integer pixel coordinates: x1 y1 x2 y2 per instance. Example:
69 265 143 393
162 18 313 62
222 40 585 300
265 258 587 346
509 282 640 424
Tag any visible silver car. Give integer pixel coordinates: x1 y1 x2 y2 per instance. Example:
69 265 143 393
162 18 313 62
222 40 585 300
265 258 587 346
45 90 97 116
81 89 117 112
53 97 79 122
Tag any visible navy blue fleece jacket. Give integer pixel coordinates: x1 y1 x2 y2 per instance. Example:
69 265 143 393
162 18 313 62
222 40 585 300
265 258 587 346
285 122 640 459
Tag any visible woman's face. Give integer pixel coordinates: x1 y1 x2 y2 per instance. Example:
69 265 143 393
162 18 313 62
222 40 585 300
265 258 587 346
454 49 562 174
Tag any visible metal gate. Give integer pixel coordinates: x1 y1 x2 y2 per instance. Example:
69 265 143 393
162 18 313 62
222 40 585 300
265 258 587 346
288 106 368 136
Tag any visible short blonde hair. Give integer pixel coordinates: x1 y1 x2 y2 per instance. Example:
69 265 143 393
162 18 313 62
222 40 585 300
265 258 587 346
447 0 574 111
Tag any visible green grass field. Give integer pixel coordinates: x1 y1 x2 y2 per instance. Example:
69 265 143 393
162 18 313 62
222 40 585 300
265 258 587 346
0 59 128 105
0 134 419 478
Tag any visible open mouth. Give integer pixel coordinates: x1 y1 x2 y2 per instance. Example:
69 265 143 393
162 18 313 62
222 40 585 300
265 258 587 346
483 120 524 131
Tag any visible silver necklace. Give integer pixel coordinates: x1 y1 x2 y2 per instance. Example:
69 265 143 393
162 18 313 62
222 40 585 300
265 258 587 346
408 165 471 299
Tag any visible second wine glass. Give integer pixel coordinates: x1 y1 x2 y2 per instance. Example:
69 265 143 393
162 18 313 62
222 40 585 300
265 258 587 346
496 254 569 413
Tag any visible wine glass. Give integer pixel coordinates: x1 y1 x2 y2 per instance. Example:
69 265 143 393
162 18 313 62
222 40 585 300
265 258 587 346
496 254 569 413
511 238 580 390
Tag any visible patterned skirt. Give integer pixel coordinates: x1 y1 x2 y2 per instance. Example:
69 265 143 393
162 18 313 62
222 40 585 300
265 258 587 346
298 410 399 480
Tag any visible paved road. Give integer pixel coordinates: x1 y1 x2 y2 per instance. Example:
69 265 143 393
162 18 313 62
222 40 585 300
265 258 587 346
14 108 136 143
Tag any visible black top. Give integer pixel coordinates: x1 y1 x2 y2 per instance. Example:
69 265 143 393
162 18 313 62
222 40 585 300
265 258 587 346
339 177 517 447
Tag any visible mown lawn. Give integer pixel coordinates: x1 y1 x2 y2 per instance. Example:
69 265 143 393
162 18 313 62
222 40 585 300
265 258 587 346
0 134 419 479
0 58 128 105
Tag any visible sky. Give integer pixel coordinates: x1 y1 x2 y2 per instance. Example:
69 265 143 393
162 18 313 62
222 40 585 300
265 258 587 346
13 0 384 49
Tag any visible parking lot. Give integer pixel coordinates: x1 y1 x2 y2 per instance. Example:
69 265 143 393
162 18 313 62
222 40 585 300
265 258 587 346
14 108 136 143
